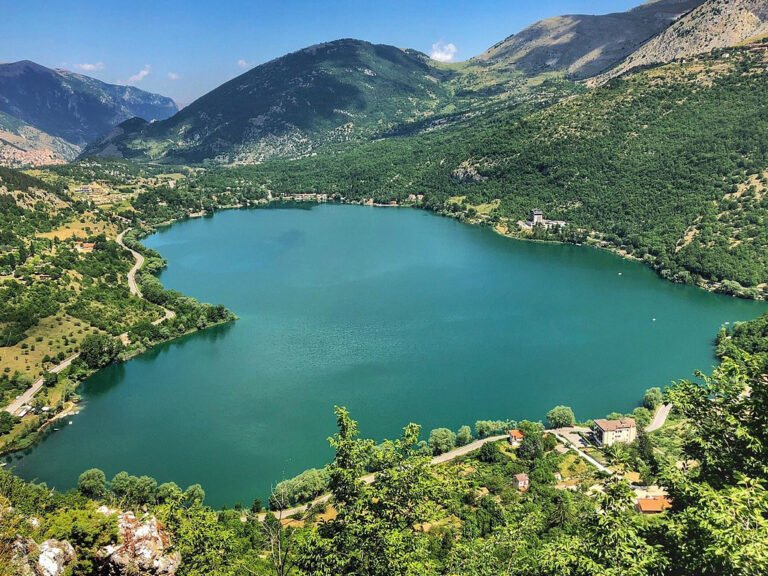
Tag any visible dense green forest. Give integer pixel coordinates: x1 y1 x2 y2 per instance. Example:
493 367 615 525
213 47 768 295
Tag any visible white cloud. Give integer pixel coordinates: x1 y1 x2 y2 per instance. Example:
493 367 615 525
76 62 104 72
168 72 180 81
430 41 458 63
237 59 250 69
125 65 151 84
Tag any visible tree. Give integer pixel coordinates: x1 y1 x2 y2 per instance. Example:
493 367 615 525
183 484 206 506
42 371 57 388
546 405 575 429
157 482 182 503
78 468 107 500
456 425 473 447
0 412 18 435
296 407 436 576
643 387 663 410
518 433 544 462
428 427 456 455
478 441 502 463
262 509 296 576
632 406 652 428
78 334 123 369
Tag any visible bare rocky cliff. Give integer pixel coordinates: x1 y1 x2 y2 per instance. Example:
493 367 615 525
471 0 706 79
597 0 768 82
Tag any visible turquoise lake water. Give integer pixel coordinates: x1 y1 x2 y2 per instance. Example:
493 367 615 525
10 204 766 506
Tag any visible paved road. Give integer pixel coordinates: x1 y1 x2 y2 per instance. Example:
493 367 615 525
116 229 144 298
117 229 175 324
4 230 175 416
4 353 79 416
645 403 672 432
260 434 508 520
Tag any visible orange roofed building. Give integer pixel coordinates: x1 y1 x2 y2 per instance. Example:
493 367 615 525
636 496 672 514
508 429 524 447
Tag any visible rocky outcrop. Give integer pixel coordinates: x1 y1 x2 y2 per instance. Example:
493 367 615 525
472 0 705 79
596 0 768 82
452 160 488 183
99 508 180 575
14 539 76 576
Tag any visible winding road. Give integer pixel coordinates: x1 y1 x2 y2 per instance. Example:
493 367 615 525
259 434 508 520
116 229 176 325
4 230 174 417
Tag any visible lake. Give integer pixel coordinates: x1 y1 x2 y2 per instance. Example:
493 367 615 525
10 204 766 506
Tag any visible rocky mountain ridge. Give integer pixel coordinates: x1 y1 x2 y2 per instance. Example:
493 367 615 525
595 0 768 82
0 60 177 166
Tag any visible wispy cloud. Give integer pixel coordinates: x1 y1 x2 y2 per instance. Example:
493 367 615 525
237 59 250 69
123 64 151 85
76 62 104 72
430 41 457 63
168 72 180 81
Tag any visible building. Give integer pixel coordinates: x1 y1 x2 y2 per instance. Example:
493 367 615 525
593 418 637 446
636 496 672 514
513 473 529 492
517 209 567 232
75 242 96 254
508 429 524 447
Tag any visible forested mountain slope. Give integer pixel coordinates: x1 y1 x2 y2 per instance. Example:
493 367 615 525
237 46 768 294
82 40 463 164
81 0 718 166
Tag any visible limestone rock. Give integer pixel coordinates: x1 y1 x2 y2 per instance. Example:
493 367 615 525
100 511 180 575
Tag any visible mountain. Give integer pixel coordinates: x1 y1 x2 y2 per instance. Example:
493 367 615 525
0 60 177 165
0 110 80 167
596 0 768 82
243 43 768 293
469 0 706 79
81 1 712 165
82 40 457 164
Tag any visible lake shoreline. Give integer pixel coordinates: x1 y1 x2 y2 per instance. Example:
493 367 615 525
9 202 765 506
2 197 761 464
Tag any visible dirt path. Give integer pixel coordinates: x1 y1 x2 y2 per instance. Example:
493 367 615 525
259 434 508 520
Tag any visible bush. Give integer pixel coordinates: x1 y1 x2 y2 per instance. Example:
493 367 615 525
428 428 457 455
546 406 575 429
269 468 328 509
456 425 473 447
475 419 516 438
643 387 663 410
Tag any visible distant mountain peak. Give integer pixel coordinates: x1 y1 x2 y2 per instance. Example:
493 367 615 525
0 60 177 166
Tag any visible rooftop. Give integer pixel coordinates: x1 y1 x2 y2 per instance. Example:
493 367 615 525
636 496 672 513
508 429 524 439
593 417 636 432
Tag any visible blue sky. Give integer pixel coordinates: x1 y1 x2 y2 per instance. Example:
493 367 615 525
2 0 641 105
